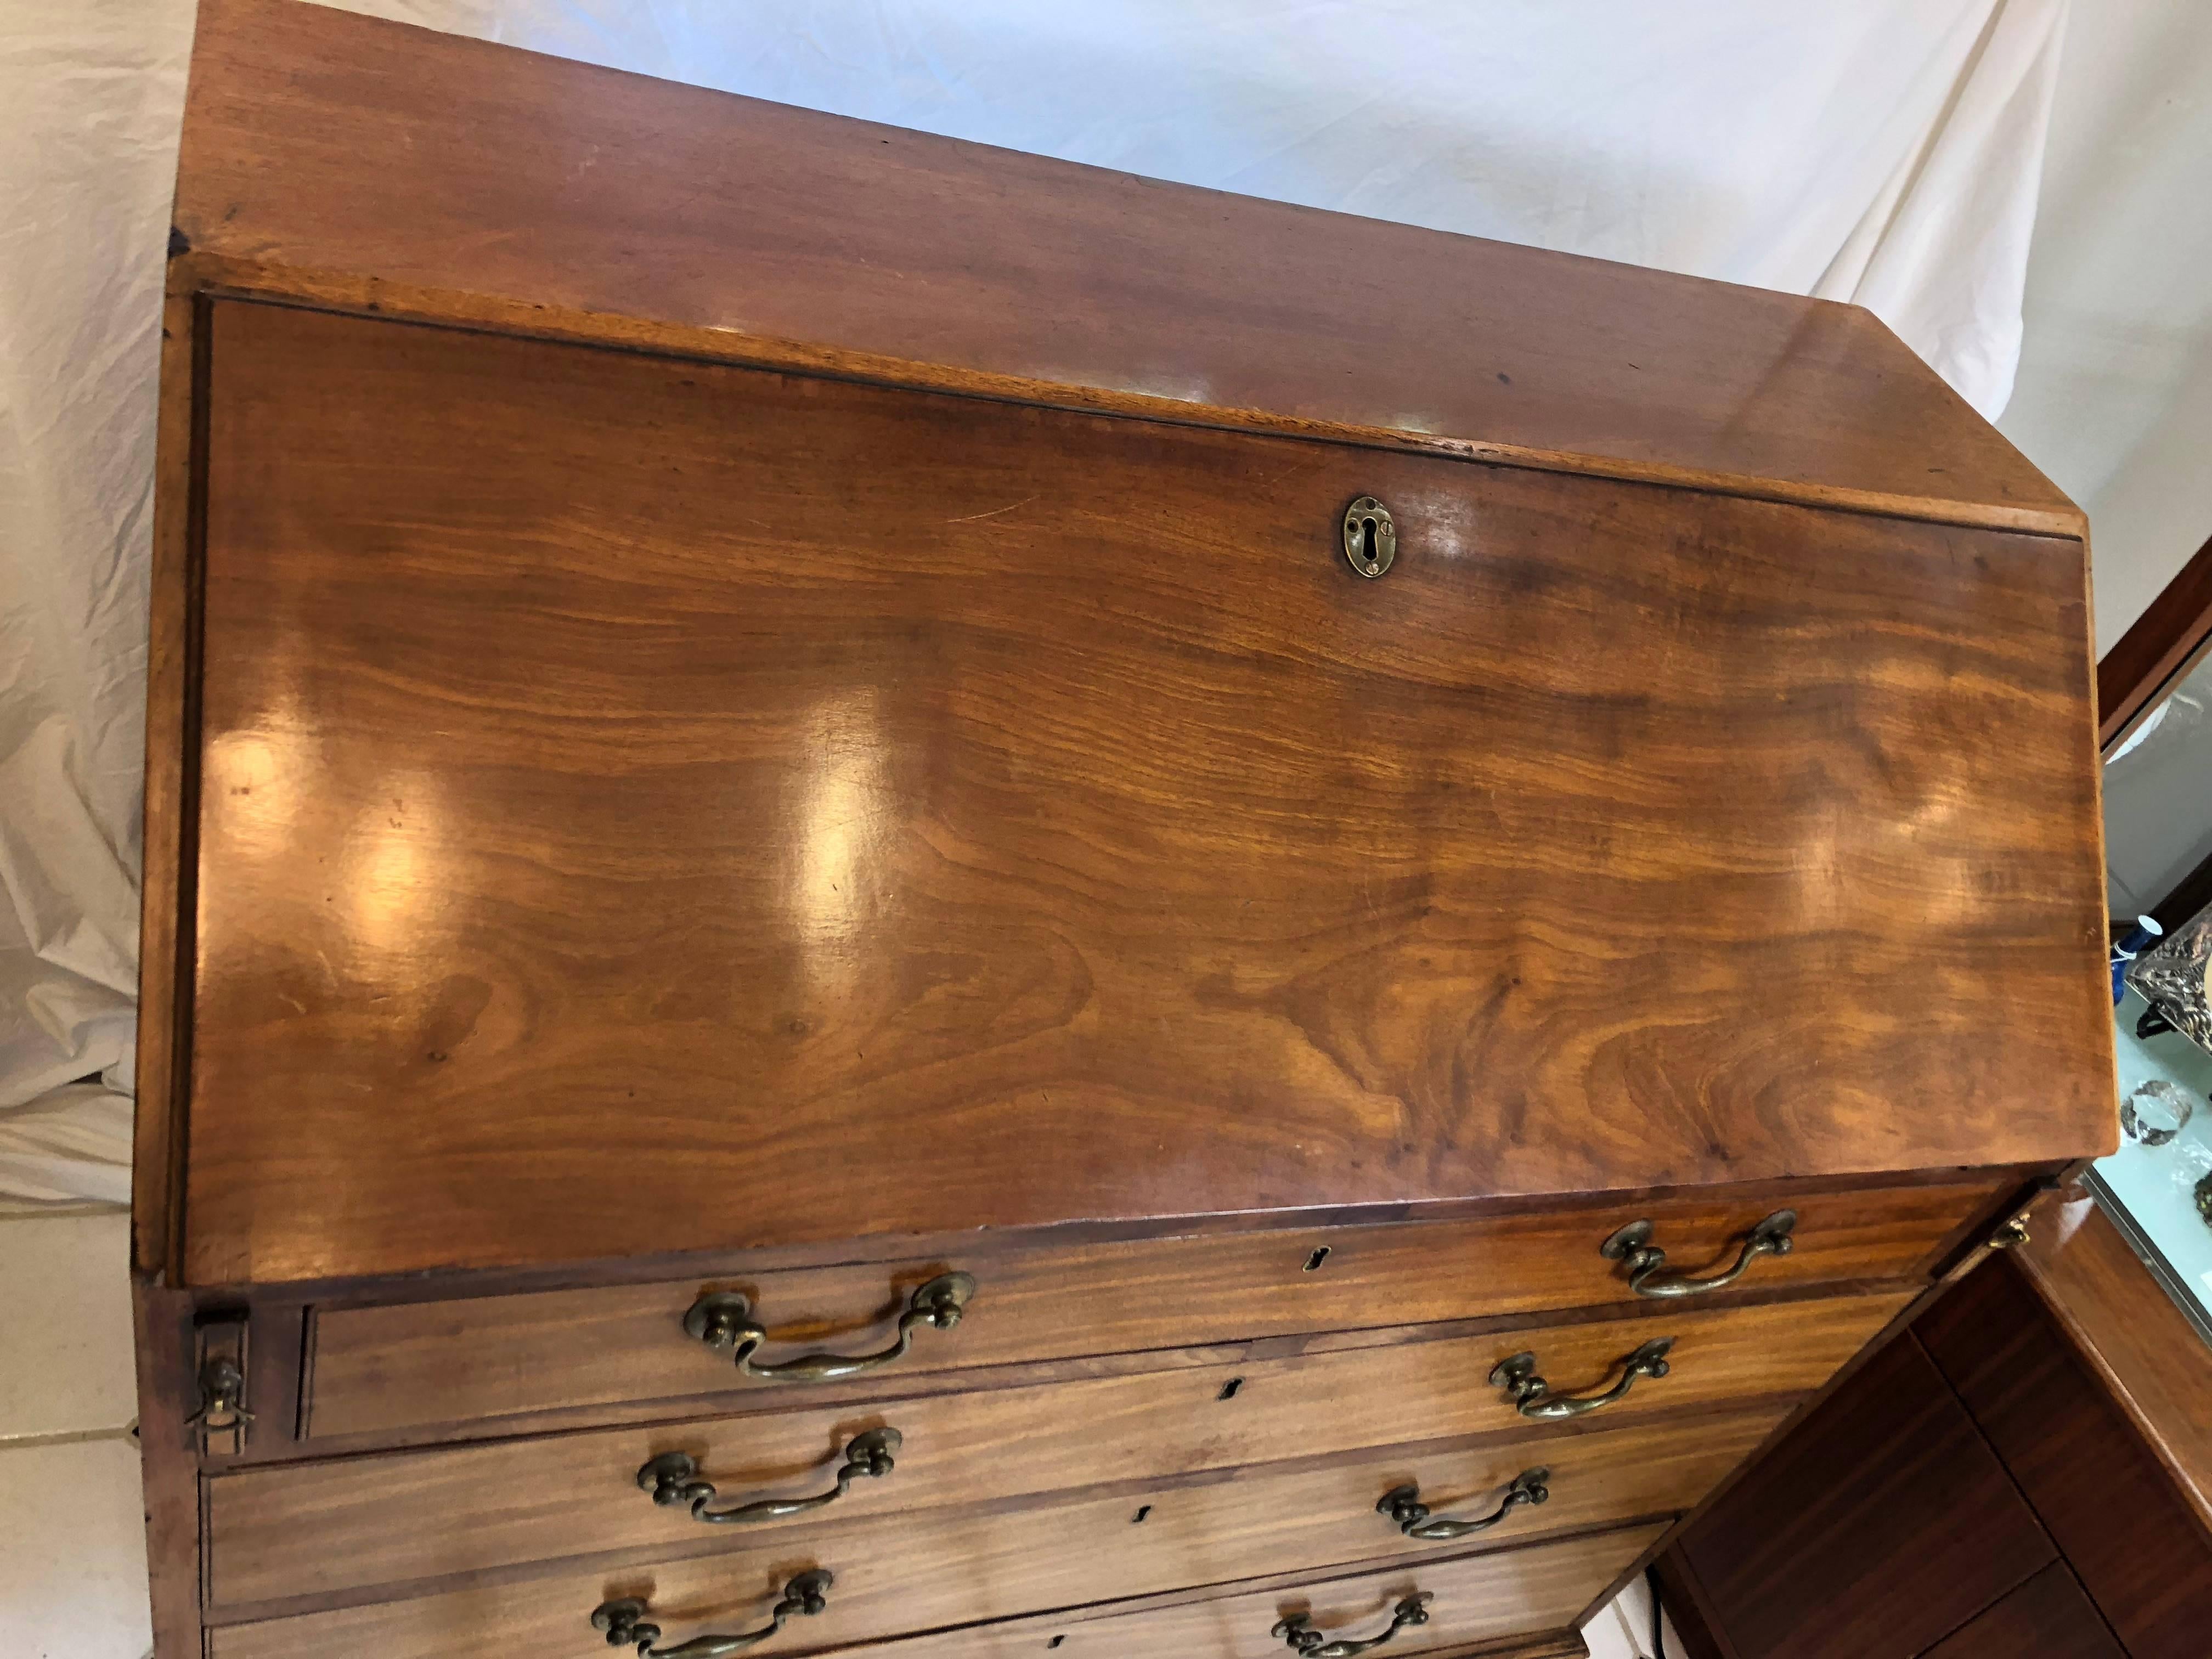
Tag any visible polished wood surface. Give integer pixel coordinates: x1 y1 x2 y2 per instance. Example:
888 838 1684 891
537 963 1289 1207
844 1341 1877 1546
1919 1256 2212 1659
2015 1192 2212 1532
1918 1561 2124 1659
795 1523 1663 1659
173 1 2074 538
208 1414 1768 1634
1673 1330 2055 1659
211 1296 1891 1604
305 1182 1987 1440
210 1519 1661 1659
180 296 2107 1285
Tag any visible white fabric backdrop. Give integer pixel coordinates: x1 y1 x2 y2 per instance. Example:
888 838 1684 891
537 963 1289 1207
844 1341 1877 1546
0 0 2067 1203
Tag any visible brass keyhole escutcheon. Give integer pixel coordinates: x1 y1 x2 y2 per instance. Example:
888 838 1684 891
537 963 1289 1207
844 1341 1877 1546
1342 496 1396 578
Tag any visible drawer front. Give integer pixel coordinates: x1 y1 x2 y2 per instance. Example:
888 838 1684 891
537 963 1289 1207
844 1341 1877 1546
185 298 2106 1289
209 1502 1666 1659
213 1295 1901 1605
305 1182 1988 1438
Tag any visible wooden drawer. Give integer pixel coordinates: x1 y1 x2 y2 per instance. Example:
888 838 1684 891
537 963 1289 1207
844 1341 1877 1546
212 1295 1900 1605
210 1496 1666 1659
303 1182 1985 1438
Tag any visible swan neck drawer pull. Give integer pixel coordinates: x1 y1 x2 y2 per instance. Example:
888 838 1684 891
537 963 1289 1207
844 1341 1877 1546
1489 1337 1673 1419
1601 1210 1796 1298
1377 1468 1549 1539
639 1429 901 1525
592 1572 832 1656
1274 1593 1433 1657
684 1272 977 1381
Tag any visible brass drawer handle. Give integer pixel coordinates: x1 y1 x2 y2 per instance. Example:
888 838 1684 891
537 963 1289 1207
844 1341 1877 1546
684 1272 977 1382
639 1430 900 1525
1274 1593 1433 1657
1489 1337 1673 1419
1377 1469 1548 1540
592 1572 832 1656
1601 1210 1796 1299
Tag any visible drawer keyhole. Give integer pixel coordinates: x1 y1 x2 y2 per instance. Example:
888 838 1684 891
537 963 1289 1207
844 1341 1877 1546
1131 1504 1152 1523
1304 1246 1331 1272
1341 495 1396 578
1218 1377 1244 1401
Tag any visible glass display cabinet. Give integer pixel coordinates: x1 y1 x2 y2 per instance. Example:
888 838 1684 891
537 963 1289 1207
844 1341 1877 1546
2100 618 2212 1351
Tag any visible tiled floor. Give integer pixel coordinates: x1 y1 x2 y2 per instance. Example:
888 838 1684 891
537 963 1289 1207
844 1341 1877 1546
0 1208 151 1659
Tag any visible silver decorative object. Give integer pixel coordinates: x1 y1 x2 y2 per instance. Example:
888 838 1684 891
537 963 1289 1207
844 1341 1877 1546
2127 905 2212 1056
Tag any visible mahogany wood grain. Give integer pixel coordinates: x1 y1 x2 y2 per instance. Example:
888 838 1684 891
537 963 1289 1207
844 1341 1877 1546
207 1413 1771 1635
1918 1561 2123 1659
304 1181 1990 1440
207 1296 1898 1605
173 1 2073 537
1673 1329 2053 1659
207 1519 1664 1659
1918 1255 2212 1659
2013 1190 2212 1532
180 298 2108 1285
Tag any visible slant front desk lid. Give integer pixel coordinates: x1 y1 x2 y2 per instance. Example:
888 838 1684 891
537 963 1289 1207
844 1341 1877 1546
153 1 2113 1285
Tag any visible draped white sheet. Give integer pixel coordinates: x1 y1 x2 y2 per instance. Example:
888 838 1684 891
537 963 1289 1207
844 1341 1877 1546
0 0 2067 1201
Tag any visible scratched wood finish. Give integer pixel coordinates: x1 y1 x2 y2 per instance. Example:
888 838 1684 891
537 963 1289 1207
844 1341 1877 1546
182 298 2107 1285
208 1296 1894 1605
208 1516 1664 1659
306 1181 1989 1439
174 0 2070 535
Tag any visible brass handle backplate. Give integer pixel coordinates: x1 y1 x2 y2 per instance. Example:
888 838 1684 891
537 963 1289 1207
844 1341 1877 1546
1489 1338 1673 1419
640 1430 901 1525
684 1272 976 1382
1600 1210 1796 1299
1377 1469 1549 1540
1342 496 1396 578
184 1356 255 1436
1274 1593 1433 1657
592 1572 832 1656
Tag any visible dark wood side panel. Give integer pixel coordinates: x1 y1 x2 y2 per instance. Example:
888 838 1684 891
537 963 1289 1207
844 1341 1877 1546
1918 1256 2212 1659
173 0 2075 532
1918 1561 2123 1659
1674 1329 2053 1659
179 300 2108 1284
2014 1191 2212 1530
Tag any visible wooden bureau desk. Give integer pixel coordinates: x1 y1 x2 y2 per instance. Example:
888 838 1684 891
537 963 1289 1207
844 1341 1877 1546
134 4 2116 1656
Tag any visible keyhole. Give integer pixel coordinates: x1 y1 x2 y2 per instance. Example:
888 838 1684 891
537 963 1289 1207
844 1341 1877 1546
1218 1377 1244 1401
1304 1246 1331 1272
1131 1504 1152 1523
1360 518 1378 568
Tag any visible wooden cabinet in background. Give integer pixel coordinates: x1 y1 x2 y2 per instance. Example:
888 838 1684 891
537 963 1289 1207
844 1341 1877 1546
1657 1195 2212 1659
135 3 2115 1656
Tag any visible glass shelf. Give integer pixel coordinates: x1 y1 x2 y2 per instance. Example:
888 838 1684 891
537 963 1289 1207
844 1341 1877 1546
2098 985 2212 1348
